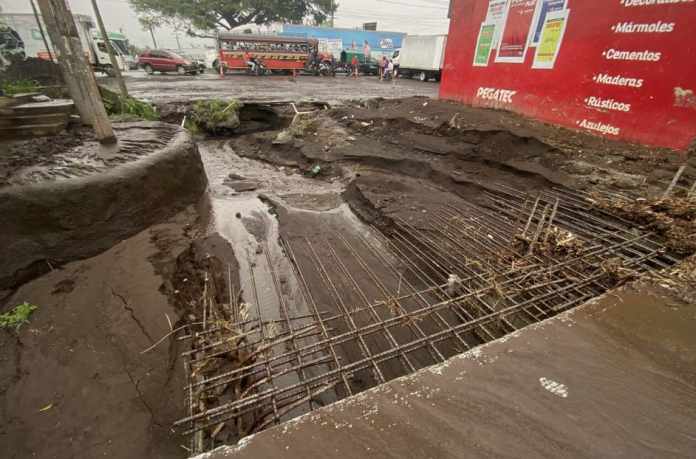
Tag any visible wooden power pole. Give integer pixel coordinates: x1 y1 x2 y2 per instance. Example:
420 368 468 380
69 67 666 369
36 0 116 144
148 23 158 49
29 0 53 62
90 0 128 98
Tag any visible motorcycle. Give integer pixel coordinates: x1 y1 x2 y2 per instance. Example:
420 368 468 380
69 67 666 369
318 60 336 77
246 58 267 76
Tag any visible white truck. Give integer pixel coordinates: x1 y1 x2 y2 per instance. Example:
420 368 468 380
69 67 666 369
0 13 125 75
395 34 447 82
92 30 136 70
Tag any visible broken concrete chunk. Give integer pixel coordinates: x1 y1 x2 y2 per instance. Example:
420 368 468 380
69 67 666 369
564 160 595 175
223 175 259 192
273 129 294 145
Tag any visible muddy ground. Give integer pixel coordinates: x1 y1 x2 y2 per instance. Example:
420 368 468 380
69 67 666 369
0 208 200 458
102 72 439 104
2 90 695 458
206 278 696 459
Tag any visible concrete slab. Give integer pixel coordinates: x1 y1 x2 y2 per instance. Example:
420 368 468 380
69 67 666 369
199 282 696 459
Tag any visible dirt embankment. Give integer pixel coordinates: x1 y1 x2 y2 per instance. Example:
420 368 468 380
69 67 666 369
238 97 694 193
0 198 246 459
0 122 208 293
225 97 695 257
0 208 197 458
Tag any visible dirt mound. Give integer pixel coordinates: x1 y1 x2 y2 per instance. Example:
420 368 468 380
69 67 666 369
332 97 694 196
0 122 208 290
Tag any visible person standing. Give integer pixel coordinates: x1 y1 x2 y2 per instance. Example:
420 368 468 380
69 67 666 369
378 55 385 81
351 54 359 78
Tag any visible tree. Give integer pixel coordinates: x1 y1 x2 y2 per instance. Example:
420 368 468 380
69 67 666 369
137 12 164 48
129 0 337 33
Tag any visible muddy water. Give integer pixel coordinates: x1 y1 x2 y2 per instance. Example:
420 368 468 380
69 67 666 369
200 140 297 320
197 139 360 413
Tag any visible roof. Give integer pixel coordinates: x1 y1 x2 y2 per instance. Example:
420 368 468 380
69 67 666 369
282 24 406 36
217 33 317 44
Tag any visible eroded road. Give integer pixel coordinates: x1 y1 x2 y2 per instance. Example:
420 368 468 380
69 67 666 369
103 72 439 104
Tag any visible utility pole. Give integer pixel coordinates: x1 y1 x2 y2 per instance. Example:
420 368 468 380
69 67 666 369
29 0 54 61
37 0 115 144
331 0 335 27
90 0 128 98
174 31 182 51
149 23 158 48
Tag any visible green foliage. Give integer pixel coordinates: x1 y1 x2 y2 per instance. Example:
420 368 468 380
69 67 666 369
189 99 242 133
0 302 38 331
129 0 337 32
100 86 159 121
288 115 315 137
1 79 41 96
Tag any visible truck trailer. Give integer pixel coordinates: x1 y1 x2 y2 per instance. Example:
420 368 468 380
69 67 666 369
396 34 447 82
0 12 125 75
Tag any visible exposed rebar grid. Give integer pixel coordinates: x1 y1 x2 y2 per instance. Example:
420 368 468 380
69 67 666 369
175 185 677 453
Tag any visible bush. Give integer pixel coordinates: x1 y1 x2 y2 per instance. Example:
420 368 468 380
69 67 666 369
189 99 242 134
0 302 38 331
1 79 40 96
100 86 158 121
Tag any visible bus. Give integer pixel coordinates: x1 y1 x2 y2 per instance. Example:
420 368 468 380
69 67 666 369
216 33 317 74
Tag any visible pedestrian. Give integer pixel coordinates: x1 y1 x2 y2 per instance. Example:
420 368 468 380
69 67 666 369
378 55 385 81
388 58 395 83
351 54 359 78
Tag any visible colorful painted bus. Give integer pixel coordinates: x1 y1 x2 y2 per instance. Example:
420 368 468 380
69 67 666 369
217 33 317 74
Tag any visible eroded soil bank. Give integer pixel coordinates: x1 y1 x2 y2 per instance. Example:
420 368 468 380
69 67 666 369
1 96 694 458
0 122 207 294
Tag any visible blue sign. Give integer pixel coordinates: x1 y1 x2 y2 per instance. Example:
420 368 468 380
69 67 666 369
533 0 566 44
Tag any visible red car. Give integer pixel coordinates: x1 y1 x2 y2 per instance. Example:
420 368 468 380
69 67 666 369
137 50 201 75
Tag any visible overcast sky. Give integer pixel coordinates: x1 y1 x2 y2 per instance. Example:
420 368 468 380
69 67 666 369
0 0 450 50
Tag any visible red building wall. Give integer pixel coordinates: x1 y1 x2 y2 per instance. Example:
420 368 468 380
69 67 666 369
440 0 696 150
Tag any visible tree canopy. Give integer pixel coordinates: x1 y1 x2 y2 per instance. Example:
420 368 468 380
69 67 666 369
129 0 337 33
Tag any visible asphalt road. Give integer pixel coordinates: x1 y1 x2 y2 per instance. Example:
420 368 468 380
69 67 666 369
105 71 439 104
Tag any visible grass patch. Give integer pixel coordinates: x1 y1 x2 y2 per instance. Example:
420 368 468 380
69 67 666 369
100 86 159 121
189 99 241 134
1 79 41 96
0 302 38 331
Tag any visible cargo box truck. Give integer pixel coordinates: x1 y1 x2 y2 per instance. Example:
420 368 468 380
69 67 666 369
0 13 125 75
396 34 447 82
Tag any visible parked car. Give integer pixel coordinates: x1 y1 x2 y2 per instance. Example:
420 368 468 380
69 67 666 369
137 50 200 75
